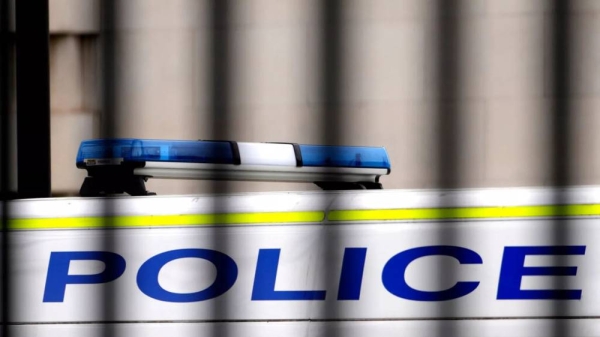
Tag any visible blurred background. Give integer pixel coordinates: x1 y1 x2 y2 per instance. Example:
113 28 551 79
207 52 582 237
5 0 600 196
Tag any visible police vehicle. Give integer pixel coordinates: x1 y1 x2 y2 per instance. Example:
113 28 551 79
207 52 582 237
5 138 600 336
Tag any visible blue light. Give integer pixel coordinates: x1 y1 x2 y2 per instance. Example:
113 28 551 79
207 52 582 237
299 144 390 170
77 138 391 171
76 139 236 165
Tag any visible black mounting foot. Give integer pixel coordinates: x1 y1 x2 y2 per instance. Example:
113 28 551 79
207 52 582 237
79 166 155 197
314 181 382 191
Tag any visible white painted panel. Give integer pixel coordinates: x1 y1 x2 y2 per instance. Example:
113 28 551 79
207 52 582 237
5 219 598 322
6 192 331 218
329 186 600 210
5 185 600 337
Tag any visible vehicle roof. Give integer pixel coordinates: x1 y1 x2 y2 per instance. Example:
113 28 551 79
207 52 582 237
6 185 600 219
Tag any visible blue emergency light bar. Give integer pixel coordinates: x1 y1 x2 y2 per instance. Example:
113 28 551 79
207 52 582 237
76 138 390 169
76 138 391 196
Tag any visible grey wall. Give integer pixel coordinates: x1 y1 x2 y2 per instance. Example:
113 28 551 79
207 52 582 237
47 0 600 195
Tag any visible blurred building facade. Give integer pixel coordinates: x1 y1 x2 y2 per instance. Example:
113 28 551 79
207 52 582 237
47 0 600 195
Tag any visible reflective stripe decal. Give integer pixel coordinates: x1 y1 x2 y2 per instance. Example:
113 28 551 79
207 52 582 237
10 204 600 230
327 204 600 222
9 212 325 230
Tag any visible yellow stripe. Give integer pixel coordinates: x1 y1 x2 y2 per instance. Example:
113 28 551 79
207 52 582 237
11 204 600 229
327 204 600 222
9 211 325 230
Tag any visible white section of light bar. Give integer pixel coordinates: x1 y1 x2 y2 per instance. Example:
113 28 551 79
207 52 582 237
134 162 387 183
237 142 297 166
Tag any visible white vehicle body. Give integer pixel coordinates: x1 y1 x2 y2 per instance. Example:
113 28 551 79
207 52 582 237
4 186 600 336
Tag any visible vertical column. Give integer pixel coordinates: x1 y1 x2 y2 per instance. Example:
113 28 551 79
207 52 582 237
320 0 343 332
100 0 117 333
320 0 343 149
15 0 51 198
435 0 461 334
436 0 461 190
0 0 11 333
550 0 572 334
550 4 571 187
207 0 232 333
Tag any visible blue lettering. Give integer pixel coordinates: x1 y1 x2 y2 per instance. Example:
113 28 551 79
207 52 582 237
497 246 586 300
382 245 482 301
43 251 126 302
338 248 367 300
137 249 237 302
252 249 326 300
